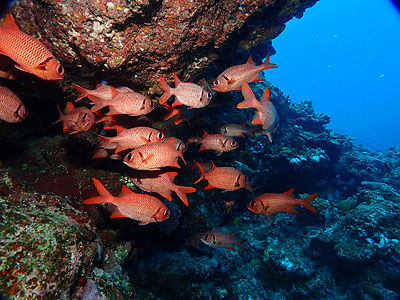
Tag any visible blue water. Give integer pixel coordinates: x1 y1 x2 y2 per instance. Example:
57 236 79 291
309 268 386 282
266 0 400 151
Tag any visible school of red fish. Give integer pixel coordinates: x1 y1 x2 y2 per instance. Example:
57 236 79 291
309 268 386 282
0 14 319 252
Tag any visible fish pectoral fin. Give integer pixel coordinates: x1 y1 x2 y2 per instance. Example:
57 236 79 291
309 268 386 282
14 64 31 73
159 192 172 201
110 207 128 218
204 184 215 190
138 221 149 225
142 153 155 164
251 113 263 125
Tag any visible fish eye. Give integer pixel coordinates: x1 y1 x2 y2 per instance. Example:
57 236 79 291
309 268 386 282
250 201 255 207
57 65 64 74
207 92 212 99
82 113 87 121
126 153 133 161
164 209 170 217
158 132 164 139
213 80 219 86
231 140 237 146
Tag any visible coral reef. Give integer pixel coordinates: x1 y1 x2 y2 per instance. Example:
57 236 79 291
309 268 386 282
8 0 318 93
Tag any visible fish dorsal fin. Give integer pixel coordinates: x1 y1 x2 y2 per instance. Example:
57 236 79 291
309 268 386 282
284 188 295 198
113 125 125 135
166 172 178 181
119 185 133 197
64 101 75 114
260 89 270 105
210 160 216 172
174 75 182 87
246 55 255 65
0 14 20 31
109 86 119 98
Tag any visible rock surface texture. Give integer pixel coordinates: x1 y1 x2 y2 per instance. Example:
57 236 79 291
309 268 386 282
9 0 318 93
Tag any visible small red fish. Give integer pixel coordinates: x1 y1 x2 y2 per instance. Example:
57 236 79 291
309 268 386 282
194 161 248 192
0 86 28 123
219 123 256 138
188 131 238 156
130 171 196 206
212 54 276 92
224 200 236 214
185 231 211 248
0 14 64 80
162 137 187 153
159 75 212 108
200 230 246 252
83 178 170 225
54 101 95 134
247 188 318 221
98 125 165 153
72 83 119 102
237 82 279 142
90 90 154 116
123 138 186 170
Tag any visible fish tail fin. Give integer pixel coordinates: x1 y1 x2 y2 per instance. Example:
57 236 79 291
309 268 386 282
83 178 114 204
92 148 110 159
163 104 181 123
53 105 64 125
260 53 278 70
237 239 248 252
71 83 89 102
237 82 258 109
300 193 319 213
193 160 205 184
174 186 196 206
97 135 115 149
159 77 172 104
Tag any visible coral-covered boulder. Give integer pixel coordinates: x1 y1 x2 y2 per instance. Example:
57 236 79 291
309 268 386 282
9 0 318 92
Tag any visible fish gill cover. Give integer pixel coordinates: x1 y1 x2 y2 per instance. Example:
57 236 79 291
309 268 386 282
0 1 399 300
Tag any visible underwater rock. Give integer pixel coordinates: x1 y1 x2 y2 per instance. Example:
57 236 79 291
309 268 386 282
9 0 318 92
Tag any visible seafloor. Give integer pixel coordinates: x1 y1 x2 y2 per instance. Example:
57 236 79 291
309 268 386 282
1 1 400 300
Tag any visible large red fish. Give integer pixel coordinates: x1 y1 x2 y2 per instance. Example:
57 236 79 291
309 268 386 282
83 178 170 225
188 131 238 156
159 75 213 108
0 86 28 123
54 101 95 134
0 14 64 81
247 188 318 221
98 125 165 153
130 171 196 206
194 161 248 192
212 54 276 92
200 230 246 252
237 82 278 142
90 91 154 116
123 138 186 170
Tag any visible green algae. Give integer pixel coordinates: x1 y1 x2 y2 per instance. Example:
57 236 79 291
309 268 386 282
0 194 98 299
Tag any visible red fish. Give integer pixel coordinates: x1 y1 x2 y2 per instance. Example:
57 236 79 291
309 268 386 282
0 14 64 81
237 82 278 142
159 75 212 108
247 188 318 220
90 90 154 116
72 83 119 102
200 230 246 252
188 131 238 156
130 171 196 206
54 101 95 134
98 125 165 153
162 137 187 153
83 178 170 225
123 138 186 170
219 123 256 138
194 161 248 192
0 86 28 123
212 54 276 92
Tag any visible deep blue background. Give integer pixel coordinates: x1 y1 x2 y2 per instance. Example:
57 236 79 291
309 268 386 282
266 0 400 150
